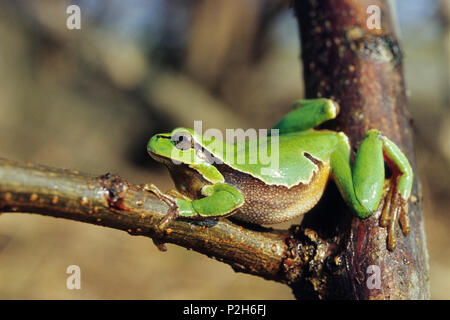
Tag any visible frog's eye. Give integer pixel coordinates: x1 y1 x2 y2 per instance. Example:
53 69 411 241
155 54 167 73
172 132 194 150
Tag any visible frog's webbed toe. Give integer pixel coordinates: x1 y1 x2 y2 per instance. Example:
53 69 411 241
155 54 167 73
379 178 410 251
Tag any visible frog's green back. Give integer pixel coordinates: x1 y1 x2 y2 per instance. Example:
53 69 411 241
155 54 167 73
190 128 339 188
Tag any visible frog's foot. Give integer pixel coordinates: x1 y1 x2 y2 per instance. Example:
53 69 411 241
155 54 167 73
144 184 183 252
143 183 180 230
379 178 410 251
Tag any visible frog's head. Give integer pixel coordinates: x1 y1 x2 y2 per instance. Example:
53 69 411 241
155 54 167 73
147 127 225 197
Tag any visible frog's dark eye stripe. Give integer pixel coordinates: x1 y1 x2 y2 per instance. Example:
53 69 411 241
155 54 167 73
171 132 194 150
157 135 172 140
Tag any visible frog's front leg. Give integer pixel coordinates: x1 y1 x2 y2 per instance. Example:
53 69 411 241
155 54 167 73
143 184 184 229
330 130 413 251
144 183 244 229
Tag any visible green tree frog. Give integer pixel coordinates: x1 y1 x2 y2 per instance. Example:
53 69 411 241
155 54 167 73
147 98 413 251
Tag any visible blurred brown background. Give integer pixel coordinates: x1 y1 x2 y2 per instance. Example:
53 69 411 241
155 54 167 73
0 0 448 299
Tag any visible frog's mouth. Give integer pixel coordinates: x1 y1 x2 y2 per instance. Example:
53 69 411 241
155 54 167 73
148 151 173 166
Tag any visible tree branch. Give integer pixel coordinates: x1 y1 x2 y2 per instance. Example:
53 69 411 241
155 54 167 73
0 157 317 283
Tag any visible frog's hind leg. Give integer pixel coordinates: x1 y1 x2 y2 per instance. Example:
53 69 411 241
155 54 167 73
330 130 385 219
272 98 339 134
379 136 413 251
331 130 413 251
